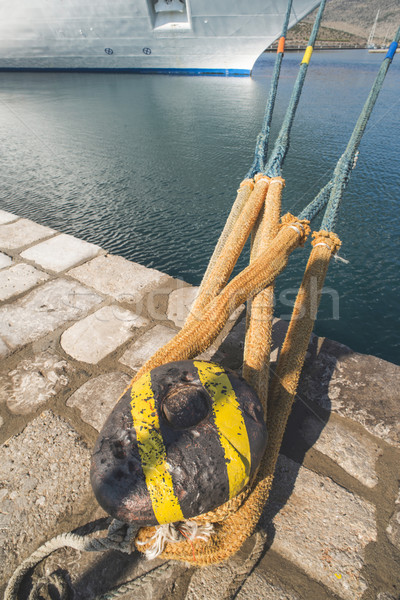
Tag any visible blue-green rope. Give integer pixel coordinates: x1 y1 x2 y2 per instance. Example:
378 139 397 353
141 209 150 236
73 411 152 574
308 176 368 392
246 0 293 179
263 0 327 178
297 180 333 222
299 26 400 229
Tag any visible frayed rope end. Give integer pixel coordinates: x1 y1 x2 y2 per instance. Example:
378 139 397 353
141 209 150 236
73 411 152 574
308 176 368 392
136 521 214 561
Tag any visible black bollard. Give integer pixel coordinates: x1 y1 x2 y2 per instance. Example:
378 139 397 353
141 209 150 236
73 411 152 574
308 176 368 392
91 360 267 526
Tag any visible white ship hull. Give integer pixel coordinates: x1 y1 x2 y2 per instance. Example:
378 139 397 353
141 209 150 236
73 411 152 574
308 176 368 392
0 0 321 75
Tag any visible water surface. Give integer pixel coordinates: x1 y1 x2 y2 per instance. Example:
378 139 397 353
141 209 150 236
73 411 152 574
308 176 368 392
0 50 399 364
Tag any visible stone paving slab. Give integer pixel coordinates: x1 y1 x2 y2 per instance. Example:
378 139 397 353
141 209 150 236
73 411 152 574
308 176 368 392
119 324 177 372
66 371 131 431
167 285 199 328
0 350 72 415
0 218 56 250
0 279 103 351
298 337 400 447
186 559 301 600
237 570 301 600
0 410 93 586
386 487 400 551
0 209 18 225
0 252 12 269
61 305 149 364
0 263 49 301
261 455 376 600
42 547 181 600
167 284 244 334
300 414 380 488
68 254 171 305
0 338 10 359
21 233 101 272
200 310 246 369
1 216 399 600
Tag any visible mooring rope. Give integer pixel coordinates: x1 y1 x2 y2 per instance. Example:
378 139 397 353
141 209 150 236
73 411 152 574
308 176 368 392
4 520 139 600
94 563 174 600
6 16 400 600
264 0 327 178
4 211 310 600
187 176 270 325
196 178 254 299
246 0 293 178
216 30 400 599
241 0 327 418
193 0 326 323
242 177 283 413
4 519 174 600
320 27 400 231
196 0 324 302
299 26 400 226
240 0 327 418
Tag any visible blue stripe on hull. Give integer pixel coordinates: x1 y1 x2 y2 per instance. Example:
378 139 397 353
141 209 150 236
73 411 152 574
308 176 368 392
0 66 251 77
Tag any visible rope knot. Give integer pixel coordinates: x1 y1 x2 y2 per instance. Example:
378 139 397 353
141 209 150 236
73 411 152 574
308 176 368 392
136 521 214 560
311 230 341 255
280 213 310 246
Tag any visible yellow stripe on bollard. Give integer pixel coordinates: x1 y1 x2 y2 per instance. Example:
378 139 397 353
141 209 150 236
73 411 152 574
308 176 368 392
130 372 184 524
194 361 251 498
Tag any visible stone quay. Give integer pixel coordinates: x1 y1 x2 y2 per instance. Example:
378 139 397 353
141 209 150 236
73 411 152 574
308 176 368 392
0 208 399 600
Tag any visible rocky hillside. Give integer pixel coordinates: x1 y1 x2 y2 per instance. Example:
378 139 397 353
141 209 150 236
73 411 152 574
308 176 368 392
272 0 400 49
280 21 365 49
308 0 399 44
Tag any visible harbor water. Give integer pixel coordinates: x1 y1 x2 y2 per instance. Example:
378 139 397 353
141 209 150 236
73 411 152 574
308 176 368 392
0 50 399 364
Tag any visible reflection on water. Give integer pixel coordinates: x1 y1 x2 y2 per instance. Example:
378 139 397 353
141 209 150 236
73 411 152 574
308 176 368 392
0 50 399 364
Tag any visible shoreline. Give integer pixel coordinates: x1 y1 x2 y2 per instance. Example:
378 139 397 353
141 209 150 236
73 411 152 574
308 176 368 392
265 44 366 52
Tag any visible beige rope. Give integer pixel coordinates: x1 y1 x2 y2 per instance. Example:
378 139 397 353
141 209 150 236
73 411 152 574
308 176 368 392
196 178 254 303
135 228 340 566
131 214 310 385
186 176 270 326
267 229 341 432
243 177 284 414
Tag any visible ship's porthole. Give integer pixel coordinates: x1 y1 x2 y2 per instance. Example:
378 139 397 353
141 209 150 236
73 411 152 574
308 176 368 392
143 47 152 55
104 48 113 55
